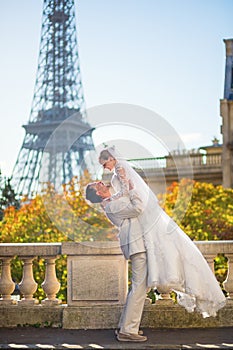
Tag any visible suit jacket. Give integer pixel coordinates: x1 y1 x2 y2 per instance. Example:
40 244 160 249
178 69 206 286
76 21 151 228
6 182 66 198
105 190 146 259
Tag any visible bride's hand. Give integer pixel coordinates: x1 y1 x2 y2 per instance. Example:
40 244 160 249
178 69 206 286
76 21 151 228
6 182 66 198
129 180 134 190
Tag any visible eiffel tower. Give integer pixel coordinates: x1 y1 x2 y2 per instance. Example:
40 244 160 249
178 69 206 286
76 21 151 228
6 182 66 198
12 0 94 196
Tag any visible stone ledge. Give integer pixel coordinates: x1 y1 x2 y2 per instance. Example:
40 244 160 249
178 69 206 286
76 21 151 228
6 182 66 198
63 305 123 329
142 300 233 328
0 243 62 257
195 241 233 255
62 241 122 255
0 305 64 328
0 300 232 329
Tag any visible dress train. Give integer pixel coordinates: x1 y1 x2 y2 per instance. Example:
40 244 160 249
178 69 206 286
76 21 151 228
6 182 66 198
144 207 226 318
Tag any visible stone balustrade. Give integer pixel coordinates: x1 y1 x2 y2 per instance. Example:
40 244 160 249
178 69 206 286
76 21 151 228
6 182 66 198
0 241 232 329
0 243 62 305
127 153 223 193
195 241 233 298
128 152 222 170
0 241 232 304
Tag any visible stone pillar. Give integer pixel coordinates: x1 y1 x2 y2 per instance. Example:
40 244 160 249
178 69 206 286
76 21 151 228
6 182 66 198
41 256 61 305
0 257 17 305
220 38 233 188
62 242 128 307
155 286 173 305
19 257 39 305
220 99 233 188
62 241 128 329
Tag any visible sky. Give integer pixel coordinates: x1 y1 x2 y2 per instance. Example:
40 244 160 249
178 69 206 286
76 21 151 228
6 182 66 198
0 0 232 176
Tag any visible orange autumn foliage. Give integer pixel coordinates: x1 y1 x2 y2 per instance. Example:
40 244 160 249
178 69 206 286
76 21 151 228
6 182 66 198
158 178 233 241
0 172 116 302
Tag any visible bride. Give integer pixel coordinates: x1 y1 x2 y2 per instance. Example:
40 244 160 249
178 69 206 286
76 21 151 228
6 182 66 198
98 146 226 318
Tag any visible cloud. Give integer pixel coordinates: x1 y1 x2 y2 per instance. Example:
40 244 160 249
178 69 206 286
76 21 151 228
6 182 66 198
180 132 202 146
0 160 12 177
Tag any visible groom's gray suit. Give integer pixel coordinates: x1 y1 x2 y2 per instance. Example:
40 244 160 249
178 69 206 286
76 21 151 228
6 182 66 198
104 190 148 335
105 190 146 258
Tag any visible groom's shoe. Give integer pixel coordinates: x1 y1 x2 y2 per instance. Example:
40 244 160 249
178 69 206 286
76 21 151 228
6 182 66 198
117 332 147 342
115 329 143 336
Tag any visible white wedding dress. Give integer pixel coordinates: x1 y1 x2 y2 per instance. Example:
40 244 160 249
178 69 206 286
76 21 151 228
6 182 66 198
108 156 226 318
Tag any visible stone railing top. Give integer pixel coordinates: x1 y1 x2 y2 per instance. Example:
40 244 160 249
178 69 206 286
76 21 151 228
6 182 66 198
62 241 122 255
0 240 232 257
195 240 233 255
0 242 62 257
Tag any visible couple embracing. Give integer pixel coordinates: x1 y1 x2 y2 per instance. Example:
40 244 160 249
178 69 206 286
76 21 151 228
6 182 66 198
85 146 226 343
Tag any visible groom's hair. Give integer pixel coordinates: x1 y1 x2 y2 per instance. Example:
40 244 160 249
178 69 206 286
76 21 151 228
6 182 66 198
86 184 102 203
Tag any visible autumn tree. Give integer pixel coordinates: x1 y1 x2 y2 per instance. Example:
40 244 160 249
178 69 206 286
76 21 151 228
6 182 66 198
0 171 19 221
159 179 233 241
0 172 115 301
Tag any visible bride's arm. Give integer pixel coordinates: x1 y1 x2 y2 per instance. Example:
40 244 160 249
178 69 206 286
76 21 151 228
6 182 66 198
109 162 130 201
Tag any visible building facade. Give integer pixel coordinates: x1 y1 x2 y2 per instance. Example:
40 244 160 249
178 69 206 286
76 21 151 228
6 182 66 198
220 38 233 188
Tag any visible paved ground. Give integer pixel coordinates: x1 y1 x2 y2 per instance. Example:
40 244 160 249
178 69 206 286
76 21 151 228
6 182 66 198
0 327 232 349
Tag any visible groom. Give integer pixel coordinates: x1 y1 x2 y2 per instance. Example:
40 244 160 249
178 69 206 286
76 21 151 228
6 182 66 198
86 181 148 343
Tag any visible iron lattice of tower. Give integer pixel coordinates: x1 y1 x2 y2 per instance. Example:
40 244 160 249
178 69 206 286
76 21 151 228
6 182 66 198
12 0 94 196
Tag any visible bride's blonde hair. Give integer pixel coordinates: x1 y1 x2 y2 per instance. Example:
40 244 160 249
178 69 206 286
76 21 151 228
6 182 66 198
99 147 116 161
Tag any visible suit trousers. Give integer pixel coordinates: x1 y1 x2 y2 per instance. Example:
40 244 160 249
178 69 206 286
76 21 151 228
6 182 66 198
119 252 148 334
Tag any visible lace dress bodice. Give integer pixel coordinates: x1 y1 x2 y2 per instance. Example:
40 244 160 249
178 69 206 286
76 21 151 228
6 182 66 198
110 161 131 200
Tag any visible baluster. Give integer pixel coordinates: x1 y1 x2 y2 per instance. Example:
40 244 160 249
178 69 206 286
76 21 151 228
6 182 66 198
156 286 173 305
205 254 215 274
224 253 233 299
0 257 17 305
41 256 61 305
19 257 39 305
